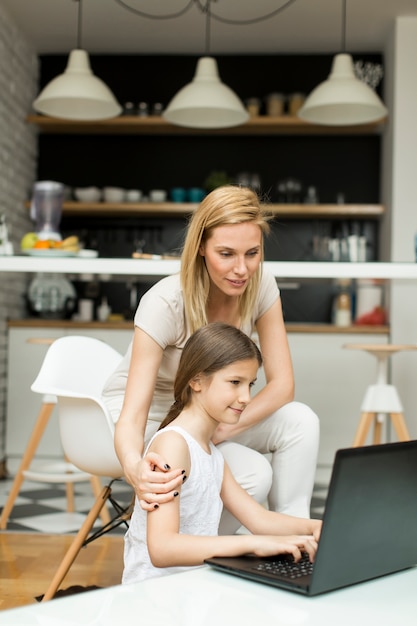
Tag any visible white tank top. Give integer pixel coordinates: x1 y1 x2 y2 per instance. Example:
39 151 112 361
122 425 224 584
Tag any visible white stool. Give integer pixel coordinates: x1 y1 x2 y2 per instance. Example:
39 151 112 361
343 343 417 447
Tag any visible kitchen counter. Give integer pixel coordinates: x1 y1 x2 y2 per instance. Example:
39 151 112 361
7 319 389 335
1 255 417 279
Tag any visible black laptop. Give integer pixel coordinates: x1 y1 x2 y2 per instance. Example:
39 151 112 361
205 440 417 596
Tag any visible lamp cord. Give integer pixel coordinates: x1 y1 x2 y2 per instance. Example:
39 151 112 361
111 0 298 26
76 0 83 49
204 0 211 55
341 0 346 53
113 0 194 20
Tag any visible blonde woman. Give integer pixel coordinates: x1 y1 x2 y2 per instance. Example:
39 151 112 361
103 185 319 533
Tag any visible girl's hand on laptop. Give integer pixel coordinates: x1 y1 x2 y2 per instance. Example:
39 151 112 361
251 535 318 562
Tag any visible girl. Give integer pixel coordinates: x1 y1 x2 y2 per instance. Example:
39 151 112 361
122 322 321 584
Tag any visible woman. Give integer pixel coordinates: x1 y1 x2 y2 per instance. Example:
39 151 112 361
122 322 321 584
102 185 319 533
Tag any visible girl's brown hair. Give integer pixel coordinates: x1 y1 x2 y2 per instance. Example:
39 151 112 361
159 322 262 429
180 185 272 334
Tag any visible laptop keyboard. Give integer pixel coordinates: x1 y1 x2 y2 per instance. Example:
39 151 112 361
253 553 314 579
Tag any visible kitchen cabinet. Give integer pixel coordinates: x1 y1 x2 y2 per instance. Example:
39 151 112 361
5 325 132 458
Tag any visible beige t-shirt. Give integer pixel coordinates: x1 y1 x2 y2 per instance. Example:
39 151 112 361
102 270 280 423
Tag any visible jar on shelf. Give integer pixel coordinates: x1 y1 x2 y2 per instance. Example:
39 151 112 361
304 186 319 204
245 98 261 117
332 279 353 327
265 93 284 116
288 93 305 116
137 102 149 117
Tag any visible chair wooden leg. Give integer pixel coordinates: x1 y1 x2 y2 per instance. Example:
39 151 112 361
41 485 112 602
352 412 375 447
390 412 411 442
89 475 111 525
0 402 55 529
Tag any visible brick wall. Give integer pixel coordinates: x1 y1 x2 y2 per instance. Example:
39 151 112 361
0 5 38 470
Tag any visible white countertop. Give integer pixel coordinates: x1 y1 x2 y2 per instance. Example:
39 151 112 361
1 256 417 279
0 565 416 625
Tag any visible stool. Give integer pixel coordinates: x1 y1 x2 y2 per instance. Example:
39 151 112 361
0 337 110 530
343 344 417 447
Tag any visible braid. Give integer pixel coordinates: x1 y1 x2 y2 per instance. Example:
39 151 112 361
158 399 184 430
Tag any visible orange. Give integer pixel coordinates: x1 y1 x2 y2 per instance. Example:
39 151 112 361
33 240 51 249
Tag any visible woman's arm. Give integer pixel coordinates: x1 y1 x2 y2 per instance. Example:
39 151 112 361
114 327 185 510
146 437 320 568
213 297 295 442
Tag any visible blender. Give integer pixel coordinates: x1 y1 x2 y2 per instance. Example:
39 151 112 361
30 180 64 241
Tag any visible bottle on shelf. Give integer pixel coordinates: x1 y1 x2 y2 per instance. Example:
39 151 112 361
332 279 353 327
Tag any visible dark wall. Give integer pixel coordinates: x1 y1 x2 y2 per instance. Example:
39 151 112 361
35 53 383 322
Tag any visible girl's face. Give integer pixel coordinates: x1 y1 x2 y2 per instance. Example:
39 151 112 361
192 358 259 425
199 222 262 297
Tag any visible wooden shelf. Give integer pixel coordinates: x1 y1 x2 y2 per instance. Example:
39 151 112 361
26 114 386 136
24 201 385 219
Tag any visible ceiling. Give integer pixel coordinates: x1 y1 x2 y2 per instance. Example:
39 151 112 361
3 0 417 56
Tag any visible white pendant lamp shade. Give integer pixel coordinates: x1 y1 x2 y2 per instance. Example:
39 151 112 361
33 50 122 121
298 53 388 126
163 57 249 129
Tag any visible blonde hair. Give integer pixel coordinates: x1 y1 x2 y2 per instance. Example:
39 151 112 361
180 185 271 334
159 322 262 430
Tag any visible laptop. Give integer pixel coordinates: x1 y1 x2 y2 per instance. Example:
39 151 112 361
205 440 417 596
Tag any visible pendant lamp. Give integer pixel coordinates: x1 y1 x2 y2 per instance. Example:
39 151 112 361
32 0 121 121
163 56 249 129
298 0 387 126
163 2 248 129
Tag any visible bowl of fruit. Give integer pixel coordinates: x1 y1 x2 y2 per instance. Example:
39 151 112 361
20 233 80 256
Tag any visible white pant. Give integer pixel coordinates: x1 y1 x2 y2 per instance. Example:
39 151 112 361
217 401 320 534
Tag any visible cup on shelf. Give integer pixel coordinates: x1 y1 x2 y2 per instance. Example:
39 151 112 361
171 187 186 202
149 189 167 202
74 186 101 202
187 188 205 203
126 189 142 202
103 187 125 203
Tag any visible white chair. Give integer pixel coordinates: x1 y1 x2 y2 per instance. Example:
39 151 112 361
15 335 129 602
0 336 122 530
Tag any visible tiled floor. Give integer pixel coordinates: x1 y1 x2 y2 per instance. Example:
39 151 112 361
0 459 133 534
0 459 329 533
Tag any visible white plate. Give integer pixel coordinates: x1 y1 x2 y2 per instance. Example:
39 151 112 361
22 249 78 257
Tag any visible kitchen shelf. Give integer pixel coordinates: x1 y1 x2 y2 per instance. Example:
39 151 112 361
2 258 416 281
7 319 390 335
26 114 386 136
24 201 385 219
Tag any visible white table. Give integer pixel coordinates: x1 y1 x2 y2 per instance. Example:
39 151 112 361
0 565 416 625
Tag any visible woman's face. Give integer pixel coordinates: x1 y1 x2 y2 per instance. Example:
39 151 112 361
199 222 262 297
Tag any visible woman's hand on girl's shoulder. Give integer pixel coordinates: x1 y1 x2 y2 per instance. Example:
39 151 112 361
136 451 186 512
